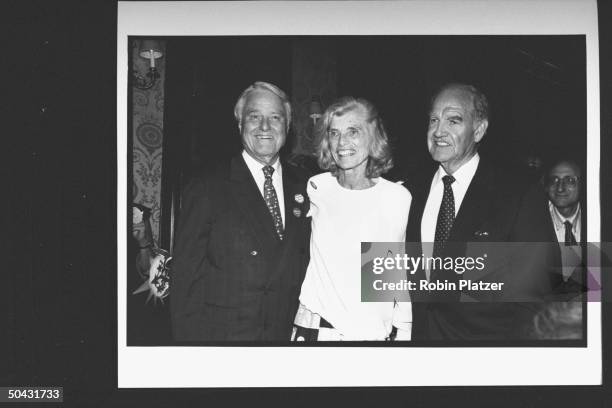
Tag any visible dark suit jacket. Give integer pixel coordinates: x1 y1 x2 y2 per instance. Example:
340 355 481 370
170 155 311 341
540 198 587 298
406 158 559 340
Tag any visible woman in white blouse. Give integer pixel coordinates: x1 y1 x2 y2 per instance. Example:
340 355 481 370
292 97 412 341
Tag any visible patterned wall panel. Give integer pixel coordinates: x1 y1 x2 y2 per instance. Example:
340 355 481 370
132 39 166 244
291 40 337 158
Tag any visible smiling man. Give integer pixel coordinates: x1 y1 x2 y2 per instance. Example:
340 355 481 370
406 83 557 341
546 160 582 228
426 84 488 176
420 83 490 271
170 81 311 341
544 159 585 288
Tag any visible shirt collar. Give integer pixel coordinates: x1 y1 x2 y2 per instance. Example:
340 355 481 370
549 201 581 231
242 150 282 176
433 152 480 187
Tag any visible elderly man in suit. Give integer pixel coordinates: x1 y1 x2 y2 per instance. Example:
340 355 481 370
170 81 311 341
406 83 556 341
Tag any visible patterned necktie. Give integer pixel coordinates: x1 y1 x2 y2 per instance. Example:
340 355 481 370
262 165 284 240
433 175 456 257
564 220 577 246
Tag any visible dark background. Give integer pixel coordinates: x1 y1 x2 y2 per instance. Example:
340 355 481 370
164 35 585 182
6 1 611 406
160 35 587 258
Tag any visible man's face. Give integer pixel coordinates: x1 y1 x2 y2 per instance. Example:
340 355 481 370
427 88 487 174
240 89 287 165
546 162 580 212
328 108 371 174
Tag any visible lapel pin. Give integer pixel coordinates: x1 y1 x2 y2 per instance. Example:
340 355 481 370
475 231 489 237
293 208 302 217
310 181 318 190
294 193 304 204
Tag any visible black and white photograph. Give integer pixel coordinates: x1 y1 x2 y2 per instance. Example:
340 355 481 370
8 0 612 404
127 34 589 346
118 1 602 388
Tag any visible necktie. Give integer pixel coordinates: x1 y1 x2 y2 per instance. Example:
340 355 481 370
564 220 577 246
262 165 284 240
433 175 456 257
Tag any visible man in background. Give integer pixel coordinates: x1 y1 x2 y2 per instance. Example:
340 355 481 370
543 158 586 296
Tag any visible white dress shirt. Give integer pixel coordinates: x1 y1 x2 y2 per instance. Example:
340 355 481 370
548 201 582 281
421 153 480 280
548 201 581 245
242 150 285 225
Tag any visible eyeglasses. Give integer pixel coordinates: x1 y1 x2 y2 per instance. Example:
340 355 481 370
546 176 579 189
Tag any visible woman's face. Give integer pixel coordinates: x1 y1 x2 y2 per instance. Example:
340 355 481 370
328 107 371 175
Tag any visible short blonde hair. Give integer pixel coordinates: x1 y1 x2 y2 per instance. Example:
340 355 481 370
316 97 393 178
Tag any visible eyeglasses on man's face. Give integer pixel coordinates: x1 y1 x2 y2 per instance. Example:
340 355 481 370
546 175 579 189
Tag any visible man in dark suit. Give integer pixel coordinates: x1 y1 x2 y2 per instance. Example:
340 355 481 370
406 83 556 340
170 81 311 341
542 159 586 296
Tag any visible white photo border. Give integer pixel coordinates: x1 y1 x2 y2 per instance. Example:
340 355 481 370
117 0 601 387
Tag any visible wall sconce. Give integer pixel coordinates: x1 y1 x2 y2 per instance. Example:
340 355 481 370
131 39 163 90
309 97 323 125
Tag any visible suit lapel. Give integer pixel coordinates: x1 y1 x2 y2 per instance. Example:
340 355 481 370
406 168 436 243
580 203 586 244
230 155 280 246
449 160 491 241
265 161 309 285
408 162 490 243
543 200 559 243
405 170 436 284
281 164 300 242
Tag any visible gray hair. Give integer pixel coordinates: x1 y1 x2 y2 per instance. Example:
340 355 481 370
316 96 393 178
233 81 292 130
433 83 489 122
